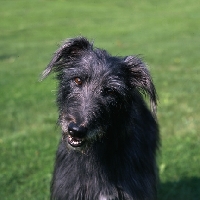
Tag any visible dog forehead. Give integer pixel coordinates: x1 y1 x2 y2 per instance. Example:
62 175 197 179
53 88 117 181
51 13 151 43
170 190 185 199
80 50 123 76
80 55 126 90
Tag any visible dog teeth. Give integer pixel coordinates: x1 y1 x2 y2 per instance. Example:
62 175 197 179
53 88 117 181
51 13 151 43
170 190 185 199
68 135 84 146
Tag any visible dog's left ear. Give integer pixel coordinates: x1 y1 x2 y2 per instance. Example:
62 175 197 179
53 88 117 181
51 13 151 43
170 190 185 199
124 56 157 116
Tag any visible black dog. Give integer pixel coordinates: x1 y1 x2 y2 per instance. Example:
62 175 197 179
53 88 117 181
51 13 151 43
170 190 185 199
42 37 159 200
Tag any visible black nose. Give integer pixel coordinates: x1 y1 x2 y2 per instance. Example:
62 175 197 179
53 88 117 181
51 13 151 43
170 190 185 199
68 122 87 138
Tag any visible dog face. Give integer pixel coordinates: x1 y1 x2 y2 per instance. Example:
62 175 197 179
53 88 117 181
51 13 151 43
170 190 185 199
42 37 157 150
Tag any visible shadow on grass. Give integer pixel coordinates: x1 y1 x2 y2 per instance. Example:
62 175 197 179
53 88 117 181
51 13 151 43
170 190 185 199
158 177 200 200
0 54 18 62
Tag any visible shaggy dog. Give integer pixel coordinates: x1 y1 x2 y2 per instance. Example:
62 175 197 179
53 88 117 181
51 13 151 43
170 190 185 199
42 37 159 200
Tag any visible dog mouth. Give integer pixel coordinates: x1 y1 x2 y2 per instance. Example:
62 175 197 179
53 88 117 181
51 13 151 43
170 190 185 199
67 135 85 147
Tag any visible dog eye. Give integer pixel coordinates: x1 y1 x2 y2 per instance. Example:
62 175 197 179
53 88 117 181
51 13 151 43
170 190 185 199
103 88 117 96
74 77 83 86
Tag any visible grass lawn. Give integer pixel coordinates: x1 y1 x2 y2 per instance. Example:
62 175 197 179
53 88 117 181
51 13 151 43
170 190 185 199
0 0 200 199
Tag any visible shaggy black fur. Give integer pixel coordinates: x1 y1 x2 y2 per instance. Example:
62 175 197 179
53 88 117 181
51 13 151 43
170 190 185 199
42 37 159 200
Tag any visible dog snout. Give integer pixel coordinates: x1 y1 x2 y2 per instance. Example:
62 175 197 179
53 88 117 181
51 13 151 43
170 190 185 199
68 122 87 138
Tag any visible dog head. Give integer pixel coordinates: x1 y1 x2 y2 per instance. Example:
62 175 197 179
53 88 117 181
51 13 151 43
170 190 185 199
42 37 157 150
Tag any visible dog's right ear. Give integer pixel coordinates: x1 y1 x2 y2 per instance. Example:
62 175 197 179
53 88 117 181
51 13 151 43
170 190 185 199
40 37 92 80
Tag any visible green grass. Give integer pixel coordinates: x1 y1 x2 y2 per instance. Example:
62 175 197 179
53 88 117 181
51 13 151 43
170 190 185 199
0 0 200 199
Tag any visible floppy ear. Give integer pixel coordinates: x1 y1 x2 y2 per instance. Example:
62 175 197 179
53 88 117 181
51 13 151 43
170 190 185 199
124 56 157 116
41 37 92 80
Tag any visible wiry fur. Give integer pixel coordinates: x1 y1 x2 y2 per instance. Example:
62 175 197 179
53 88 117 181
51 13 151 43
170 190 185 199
42 37 159 200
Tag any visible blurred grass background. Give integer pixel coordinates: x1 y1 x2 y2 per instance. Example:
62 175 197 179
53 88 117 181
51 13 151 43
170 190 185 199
0 0 199 199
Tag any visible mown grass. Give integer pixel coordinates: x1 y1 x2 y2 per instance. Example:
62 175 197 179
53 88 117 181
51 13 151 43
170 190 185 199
0 0 200 199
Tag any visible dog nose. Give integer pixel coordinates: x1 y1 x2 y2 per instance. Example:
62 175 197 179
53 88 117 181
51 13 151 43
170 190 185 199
68 122 87 138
